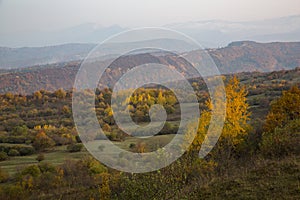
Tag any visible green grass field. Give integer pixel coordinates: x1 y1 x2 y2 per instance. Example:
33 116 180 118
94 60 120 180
0 146 88 175
0 134 176 175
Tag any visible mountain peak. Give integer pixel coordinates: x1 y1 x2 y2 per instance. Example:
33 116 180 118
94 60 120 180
227 41 258 47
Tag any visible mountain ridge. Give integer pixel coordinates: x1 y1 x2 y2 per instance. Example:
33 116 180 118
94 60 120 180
0 41 300 94
1 15 300 48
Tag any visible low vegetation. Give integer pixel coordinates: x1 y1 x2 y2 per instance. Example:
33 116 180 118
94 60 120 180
0 71 300 199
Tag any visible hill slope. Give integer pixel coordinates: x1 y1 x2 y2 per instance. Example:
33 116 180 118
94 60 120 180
0 41 300 94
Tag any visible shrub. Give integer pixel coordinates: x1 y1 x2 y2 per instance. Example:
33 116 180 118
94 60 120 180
38 162 56 173
0 144 35 156
18 146 35 156
20 165 41 177
102 123 112 132
0 152 8 161
0 136 27 144
264 86 300 132
51 134 73 146
32 131 55 151
89 161 107 175
129 143 136 149
260 130 290 158
108 131 125 142
0 167 9 183
8 149 20 157
12 125 29 136
0 185 28 199
67 143 83 153
260 119 300 158
36 154 45 162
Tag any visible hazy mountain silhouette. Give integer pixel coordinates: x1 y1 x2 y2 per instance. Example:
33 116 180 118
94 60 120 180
166 15 300 47
1 15 300 48
0 39 198 69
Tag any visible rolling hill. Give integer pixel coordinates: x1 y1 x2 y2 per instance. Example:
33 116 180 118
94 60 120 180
0 41 300 94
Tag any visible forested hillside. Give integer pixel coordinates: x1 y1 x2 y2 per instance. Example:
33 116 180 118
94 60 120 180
0 68 300 199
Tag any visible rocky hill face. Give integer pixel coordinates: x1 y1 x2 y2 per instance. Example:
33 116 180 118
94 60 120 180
1 41 300 94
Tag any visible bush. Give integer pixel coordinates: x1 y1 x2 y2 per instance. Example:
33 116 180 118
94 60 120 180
20 165 41 177
102 123 112 132
129 143 136 149
36 154 45 162
0 136 27 144
260 119 300 158
8 149 20 157
18 146 35 156
0 144 35 156
0 152 8 161
12 125 29 136
38 162 56 173
51 134 73 146
108 131 126 142
67 143 83 153
264 86 300 132
0 167 9 183
32 131 55 151
0 185 28 199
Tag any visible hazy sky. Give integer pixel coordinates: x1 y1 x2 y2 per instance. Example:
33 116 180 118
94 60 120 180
0 0 300 34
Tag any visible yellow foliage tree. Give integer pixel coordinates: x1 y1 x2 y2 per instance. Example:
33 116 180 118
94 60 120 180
264 85 300 132
33 91 42 100
55 88 66 99
33 130 55 151
157 90 165 105
98 173 111 200
222 76 250 144
185 76 250 158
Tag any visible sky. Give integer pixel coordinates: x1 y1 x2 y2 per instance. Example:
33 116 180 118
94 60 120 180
0 0 300 34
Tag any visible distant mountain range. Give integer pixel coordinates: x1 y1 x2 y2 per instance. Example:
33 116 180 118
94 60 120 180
0 43 95 69
0 24 125 48
1 15 300 48
0 39 199 69
166 15 300 47
0 41 300 94
1 15 299 69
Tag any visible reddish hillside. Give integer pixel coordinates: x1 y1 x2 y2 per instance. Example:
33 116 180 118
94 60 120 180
1 41 300 94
